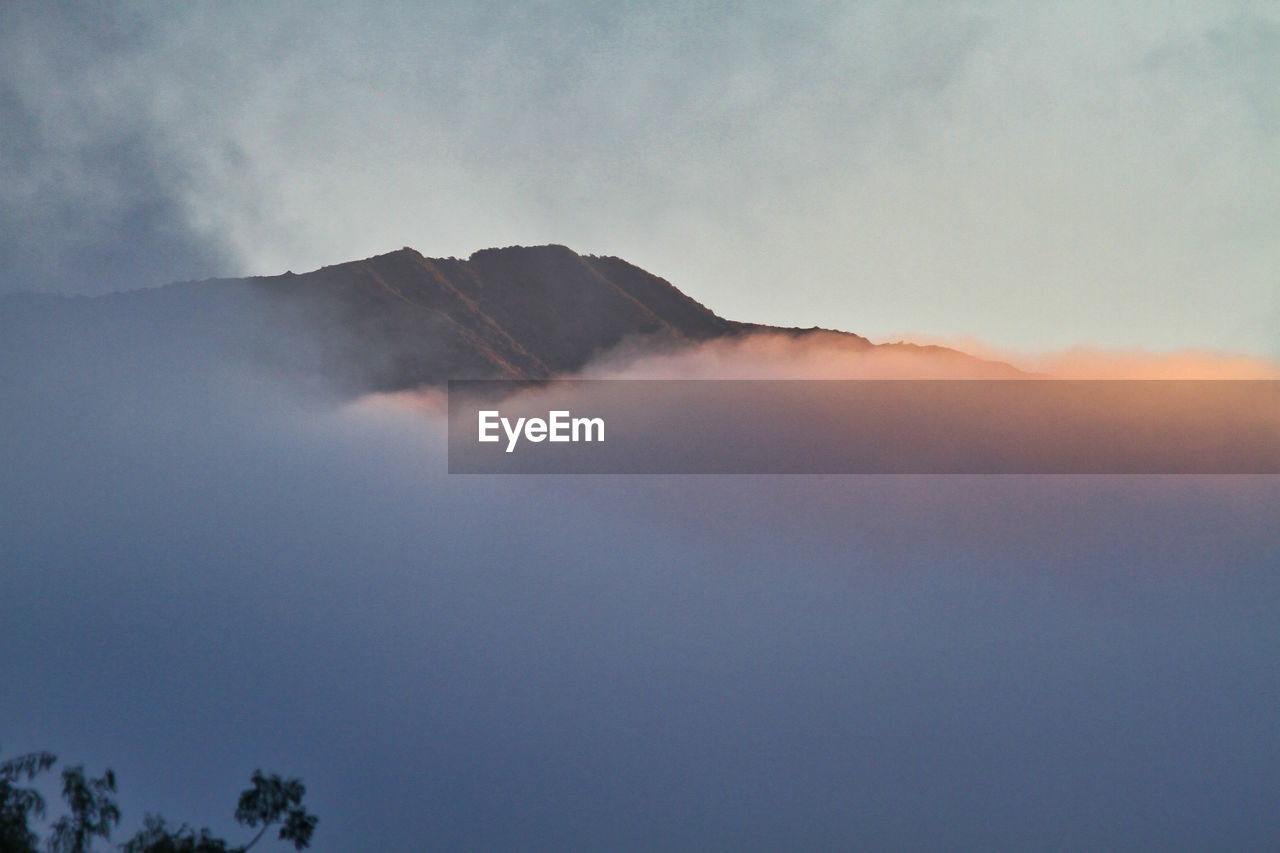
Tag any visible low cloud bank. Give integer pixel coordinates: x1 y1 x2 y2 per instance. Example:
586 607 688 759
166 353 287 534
422 332 1279 474
875 333 1280 379
3 324 1278 849
585 330 1028 379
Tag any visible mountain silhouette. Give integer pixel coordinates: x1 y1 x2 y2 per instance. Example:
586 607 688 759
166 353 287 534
243 244 755 388
0 244 1017 394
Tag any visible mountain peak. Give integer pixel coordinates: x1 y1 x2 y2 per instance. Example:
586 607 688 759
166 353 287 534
467 243 578 262
232 244 739 390
2 245 1022 395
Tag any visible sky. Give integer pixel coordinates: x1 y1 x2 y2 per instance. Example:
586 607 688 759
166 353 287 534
2 4 1279 850
2 1 1277 358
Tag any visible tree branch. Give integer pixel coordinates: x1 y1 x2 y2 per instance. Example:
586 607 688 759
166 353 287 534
242 818 274 852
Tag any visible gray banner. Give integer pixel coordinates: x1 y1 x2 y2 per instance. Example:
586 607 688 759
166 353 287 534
447 380 1280 474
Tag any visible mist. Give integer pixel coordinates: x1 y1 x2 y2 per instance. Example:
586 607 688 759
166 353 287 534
3 319 1277 850
3 3 1277 844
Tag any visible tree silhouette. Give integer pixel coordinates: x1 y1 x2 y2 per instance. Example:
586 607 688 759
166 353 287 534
47 766 120 853
231 772 316 852
1 747 57 853
119 817 231 853
0 747 316 853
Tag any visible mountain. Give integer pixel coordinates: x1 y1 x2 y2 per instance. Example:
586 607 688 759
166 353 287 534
0 244 1015 395
240 244 755 388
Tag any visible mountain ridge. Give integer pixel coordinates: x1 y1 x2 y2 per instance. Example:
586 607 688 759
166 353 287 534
1 244 1020 392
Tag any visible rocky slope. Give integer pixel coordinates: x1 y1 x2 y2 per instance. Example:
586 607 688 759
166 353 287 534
2 244 1018 395
242 243 755 388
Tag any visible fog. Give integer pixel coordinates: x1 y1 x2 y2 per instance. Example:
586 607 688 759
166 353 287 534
5 2 1276 845
2 328 1277 850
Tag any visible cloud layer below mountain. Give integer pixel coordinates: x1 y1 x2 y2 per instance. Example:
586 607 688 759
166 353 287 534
3 324 1277 848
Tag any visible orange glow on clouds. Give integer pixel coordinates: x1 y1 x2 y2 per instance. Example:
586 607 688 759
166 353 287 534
875 334 1280 379
585 331 1028 380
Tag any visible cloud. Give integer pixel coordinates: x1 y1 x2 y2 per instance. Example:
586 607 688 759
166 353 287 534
2 317 1279 848
0 4 233 294
584 330 1027 379
875 332 1280 378
3 4 1278 845
3 3 1274 358
424 331 1278 474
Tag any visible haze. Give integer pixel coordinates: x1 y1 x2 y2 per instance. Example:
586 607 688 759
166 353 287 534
3 315 1279 849
3 3 1278 850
